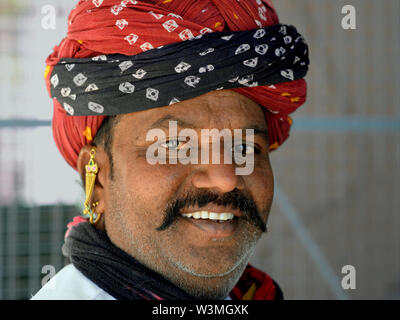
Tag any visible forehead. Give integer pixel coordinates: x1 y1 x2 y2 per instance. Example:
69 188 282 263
117 89 267 132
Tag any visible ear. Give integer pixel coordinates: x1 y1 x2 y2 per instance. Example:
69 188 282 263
77 144 110 229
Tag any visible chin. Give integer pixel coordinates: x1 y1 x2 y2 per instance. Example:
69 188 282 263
173 260 249 300
160 247 253 299
179 252 248 278
173 233 259 277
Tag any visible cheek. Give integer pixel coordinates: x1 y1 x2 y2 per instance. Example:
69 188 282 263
104 158 189 255
114 152 187 218
247 162 274 213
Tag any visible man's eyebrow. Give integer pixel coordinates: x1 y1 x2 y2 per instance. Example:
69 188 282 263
149 114 198 130
148 114 268 138
249 125 269 138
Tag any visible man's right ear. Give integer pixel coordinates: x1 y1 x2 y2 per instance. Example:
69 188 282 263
77 144 110 188
77 144 110 226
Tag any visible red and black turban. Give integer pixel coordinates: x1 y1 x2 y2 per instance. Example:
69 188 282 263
44 0 308 170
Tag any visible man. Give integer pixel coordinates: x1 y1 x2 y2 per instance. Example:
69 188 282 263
32 0 308 300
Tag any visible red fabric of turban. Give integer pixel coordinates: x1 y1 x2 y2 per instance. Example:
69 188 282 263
44 0 307 170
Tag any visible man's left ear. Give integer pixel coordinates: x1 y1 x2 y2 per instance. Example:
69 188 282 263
77 144 110 227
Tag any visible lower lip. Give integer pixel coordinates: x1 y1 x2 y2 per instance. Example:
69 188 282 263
180 216 239 238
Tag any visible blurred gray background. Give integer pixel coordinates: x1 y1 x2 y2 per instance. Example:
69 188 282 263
0 0 399 299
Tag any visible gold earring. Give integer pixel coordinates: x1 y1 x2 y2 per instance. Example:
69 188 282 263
83 147 102 224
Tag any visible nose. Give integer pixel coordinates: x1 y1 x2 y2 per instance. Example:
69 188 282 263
191 162 243 193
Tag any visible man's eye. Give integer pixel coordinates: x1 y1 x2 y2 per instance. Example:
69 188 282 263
161 138 185 150
233 143 260 155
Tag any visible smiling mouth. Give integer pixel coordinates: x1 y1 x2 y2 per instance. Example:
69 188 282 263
179 211 239 237
181 211 235 222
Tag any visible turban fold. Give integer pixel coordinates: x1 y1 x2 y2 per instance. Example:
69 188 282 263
45 0 309 170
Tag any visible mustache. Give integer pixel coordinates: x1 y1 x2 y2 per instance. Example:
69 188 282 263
155 189 267 233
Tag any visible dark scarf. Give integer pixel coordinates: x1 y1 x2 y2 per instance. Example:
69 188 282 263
50 24 308 116
62 219 283 300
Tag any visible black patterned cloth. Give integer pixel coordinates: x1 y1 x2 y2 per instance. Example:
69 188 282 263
49 24 309 116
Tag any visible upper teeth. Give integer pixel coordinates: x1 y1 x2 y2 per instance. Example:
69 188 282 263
181 211 234 221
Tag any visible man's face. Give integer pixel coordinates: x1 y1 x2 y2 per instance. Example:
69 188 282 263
100 90 274 299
